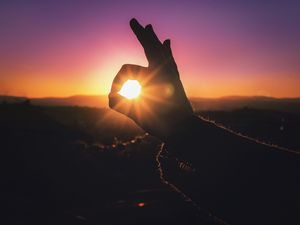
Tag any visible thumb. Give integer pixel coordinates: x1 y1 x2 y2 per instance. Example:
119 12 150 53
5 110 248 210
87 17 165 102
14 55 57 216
109 64 146 121
109 92 138 121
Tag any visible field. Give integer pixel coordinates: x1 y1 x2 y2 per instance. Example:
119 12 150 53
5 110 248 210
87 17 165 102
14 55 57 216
1 102 299 224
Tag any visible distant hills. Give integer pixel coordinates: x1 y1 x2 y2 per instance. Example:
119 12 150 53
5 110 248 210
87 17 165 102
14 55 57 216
0 95 108 108
1 95 300 113
190 96 300 113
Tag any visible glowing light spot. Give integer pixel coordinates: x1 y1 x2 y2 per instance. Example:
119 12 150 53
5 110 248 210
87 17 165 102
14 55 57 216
137 202 145 207
118 80 141 99
165 84 174 97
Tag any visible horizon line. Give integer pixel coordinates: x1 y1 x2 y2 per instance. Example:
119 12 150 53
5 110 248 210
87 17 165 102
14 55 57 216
1 94 300 100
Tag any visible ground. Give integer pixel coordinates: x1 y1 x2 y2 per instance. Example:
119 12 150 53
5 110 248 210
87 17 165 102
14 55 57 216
1 103 299 224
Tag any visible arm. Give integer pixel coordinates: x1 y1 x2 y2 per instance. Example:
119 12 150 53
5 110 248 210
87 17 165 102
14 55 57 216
161 115 299 225
109 19 299 225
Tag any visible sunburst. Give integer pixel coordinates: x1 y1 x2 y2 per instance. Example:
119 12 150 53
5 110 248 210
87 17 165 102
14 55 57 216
118 80 142 99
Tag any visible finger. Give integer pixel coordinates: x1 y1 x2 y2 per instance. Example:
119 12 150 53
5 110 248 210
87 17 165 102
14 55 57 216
109 64 147 121
130 19 163 67
144 24 165 67
110 64 147 93
108 92 137 120
130 19 154 64
163 39 178 74
130 18 147 49
145 24 162 47
163 39 174 61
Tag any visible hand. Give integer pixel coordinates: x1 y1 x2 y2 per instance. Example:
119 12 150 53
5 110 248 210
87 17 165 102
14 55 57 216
109 18 193 139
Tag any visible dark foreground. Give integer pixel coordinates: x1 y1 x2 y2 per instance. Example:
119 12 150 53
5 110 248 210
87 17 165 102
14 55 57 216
1 103 299 224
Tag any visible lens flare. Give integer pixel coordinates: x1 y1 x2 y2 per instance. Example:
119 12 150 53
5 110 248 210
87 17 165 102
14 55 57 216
118 79 141 99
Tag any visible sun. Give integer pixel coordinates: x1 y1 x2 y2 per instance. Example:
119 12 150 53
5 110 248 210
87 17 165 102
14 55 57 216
118 79 142 99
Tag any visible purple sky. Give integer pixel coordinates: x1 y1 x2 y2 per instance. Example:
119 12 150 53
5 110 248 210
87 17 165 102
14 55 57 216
0 0 300 97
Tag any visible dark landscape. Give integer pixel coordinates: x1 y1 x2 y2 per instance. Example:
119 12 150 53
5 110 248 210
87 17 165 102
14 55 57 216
1 96 299 224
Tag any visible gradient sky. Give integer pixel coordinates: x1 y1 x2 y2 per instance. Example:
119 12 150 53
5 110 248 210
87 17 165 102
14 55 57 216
1 0 300 98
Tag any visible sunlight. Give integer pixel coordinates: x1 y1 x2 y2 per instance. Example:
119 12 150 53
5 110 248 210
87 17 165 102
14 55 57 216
118 80 142 99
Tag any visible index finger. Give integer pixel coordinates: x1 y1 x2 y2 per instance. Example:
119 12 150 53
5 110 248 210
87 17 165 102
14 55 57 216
110 64 147 93
130 18 147 48
130 18 163 67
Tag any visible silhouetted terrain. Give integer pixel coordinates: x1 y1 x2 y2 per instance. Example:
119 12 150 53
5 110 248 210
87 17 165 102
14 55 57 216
198 108 300 150
0 95 108 108
1 95 300 113
1 102 299 224
191 96 300 114
0 103 200 225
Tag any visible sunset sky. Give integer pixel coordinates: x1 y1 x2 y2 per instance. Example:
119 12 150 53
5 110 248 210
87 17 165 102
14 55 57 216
0 0 300 98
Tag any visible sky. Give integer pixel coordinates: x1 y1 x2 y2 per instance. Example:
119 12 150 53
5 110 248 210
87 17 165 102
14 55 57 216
0 0 300 98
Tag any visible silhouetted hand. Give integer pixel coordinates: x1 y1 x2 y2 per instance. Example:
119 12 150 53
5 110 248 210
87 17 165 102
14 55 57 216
109 18 193 139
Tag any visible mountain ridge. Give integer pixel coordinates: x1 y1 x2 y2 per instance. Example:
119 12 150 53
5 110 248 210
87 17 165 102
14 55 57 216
1 95 300 113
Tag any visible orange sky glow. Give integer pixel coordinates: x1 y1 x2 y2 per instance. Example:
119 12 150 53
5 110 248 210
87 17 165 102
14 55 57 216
1 1 299 98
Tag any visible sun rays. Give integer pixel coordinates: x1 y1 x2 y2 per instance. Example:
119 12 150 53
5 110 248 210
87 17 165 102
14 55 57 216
118 80 142 99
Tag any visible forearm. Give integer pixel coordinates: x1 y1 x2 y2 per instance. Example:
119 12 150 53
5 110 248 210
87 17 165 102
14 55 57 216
161 115 299 225
164 115 297 180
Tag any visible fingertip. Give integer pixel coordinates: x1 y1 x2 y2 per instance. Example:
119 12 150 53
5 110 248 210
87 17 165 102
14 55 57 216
163 39 171 47
130 18 137 27
130 18 143 31
145 24 153 31
108 93 118 109
108 92 125 109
